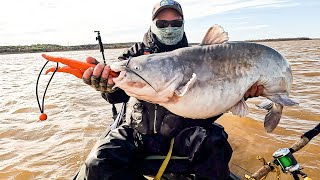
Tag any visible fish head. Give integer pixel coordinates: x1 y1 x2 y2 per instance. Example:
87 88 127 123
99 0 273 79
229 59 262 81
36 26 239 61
111 54 184 103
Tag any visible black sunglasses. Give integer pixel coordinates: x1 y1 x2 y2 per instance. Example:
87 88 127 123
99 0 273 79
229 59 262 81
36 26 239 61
155 19 183 28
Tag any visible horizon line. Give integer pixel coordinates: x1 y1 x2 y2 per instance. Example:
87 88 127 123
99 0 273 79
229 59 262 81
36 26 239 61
1 37 319 47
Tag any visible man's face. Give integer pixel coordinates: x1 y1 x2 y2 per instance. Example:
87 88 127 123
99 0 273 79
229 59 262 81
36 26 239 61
151 8 184 45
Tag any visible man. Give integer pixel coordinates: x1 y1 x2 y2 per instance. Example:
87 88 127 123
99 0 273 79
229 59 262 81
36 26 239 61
76 0 263 179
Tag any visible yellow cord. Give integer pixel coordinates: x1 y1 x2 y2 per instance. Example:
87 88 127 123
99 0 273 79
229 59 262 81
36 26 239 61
154 138 175 180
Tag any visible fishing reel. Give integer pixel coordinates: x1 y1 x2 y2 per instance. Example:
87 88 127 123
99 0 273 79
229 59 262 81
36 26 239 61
272 148 299 173
272 148 311 180
245 123 318 180
245 149 310 180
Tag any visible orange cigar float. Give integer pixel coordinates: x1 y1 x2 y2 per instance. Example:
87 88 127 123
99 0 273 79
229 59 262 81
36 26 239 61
42 54 119 78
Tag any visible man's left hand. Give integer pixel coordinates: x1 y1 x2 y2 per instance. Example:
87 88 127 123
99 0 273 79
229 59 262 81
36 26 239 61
244 83 264 99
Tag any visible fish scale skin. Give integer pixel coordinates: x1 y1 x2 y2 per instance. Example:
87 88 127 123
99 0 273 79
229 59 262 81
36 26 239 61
161 43 291 118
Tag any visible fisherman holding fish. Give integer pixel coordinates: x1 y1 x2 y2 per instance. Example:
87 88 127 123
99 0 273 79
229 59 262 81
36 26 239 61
75 0 263 179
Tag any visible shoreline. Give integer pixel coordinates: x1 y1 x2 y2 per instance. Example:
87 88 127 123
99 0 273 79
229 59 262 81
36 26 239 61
0 42 137 55
0 38 316 55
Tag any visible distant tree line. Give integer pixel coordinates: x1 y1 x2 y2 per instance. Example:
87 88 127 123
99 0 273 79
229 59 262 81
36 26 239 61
0 43 137 54
245 37 312 42
0 38 314 54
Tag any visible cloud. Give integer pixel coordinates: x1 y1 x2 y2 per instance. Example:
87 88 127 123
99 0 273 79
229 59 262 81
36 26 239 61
253 2 300 8
233 24 270 31
182 0 297 19
0 0 315 45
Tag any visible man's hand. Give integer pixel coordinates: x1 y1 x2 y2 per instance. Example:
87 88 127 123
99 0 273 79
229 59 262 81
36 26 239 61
82 57 117 93
244 83 264 99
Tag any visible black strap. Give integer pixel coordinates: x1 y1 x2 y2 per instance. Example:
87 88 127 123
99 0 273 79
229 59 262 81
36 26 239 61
112 104 117 120
36 61 58 114
110 103 127 130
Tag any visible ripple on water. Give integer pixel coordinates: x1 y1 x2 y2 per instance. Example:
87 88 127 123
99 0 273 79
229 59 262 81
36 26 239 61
12 107 38 114
3 100 18 106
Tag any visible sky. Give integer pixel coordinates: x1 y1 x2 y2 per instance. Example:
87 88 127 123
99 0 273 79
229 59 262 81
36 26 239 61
1 0 319 46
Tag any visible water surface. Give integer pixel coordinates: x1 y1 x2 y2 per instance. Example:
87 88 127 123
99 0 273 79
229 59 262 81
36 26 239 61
0 40 319 179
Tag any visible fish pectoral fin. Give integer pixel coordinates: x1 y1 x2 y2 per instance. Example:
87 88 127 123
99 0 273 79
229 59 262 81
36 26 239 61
174 73 197 97
264 103 283 133
229 98 249 117
200 24 229 45
267 94 299 106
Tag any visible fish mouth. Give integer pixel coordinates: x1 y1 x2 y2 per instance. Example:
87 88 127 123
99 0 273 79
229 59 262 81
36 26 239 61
110 59 157 91
117 68 156 91
113 71 146 89
127 82 146 88
110 61 127 83
113 71 126 83
126 68 157 91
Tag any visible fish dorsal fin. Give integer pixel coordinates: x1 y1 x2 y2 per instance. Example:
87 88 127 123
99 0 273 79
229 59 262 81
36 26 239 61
174 73 197 97
200 24 229 45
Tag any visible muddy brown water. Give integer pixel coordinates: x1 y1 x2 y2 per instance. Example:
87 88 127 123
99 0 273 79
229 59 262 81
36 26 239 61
0 40 319 179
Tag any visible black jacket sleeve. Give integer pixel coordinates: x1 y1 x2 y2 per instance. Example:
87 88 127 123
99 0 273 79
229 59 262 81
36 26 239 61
102 42 146 104
118 42 146 60
102 89 130 104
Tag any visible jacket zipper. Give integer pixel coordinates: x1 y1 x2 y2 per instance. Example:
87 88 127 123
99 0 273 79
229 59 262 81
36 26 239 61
153 104 157 134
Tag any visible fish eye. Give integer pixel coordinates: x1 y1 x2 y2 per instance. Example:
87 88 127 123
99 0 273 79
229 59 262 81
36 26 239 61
133 66 141 71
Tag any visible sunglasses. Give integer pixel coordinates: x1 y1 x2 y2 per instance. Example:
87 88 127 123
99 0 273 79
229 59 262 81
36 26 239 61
155 19 183 28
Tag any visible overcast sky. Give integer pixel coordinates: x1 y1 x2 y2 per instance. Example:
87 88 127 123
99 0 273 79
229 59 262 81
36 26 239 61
1 0 319 46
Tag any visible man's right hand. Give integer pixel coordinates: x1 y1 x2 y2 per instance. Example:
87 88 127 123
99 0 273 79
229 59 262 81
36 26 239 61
82 57 117 93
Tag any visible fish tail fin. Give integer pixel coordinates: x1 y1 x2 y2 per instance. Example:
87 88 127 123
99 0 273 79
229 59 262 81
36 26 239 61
257 100 283 133
256 99 273 110
267 94 299 106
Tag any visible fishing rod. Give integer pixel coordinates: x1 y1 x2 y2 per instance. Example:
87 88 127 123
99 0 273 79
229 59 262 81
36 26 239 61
94 31 106 65
245 123 319 180
94 30 119 120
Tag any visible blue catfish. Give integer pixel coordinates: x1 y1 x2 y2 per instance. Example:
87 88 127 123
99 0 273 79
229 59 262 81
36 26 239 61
111 25 298 132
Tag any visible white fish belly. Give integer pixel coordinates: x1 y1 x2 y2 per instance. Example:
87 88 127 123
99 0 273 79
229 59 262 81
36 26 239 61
161 77 255 119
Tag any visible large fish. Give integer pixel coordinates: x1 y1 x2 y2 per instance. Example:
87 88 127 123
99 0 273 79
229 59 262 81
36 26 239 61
111 25 298 132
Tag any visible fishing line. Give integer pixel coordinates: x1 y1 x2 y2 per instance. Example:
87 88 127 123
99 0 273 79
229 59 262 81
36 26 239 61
231 162 253 175
36 61 59 120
